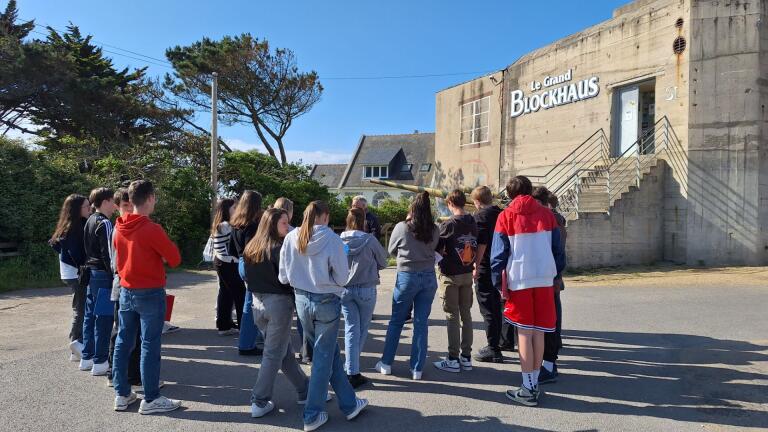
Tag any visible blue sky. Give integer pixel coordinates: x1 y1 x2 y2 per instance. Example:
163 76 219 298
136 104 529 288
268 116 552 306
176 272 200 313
15 0 629 164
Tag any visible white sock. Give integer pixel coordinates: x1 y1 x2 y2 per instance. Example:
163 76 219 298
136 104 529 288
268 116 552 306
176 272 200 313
542 360 554 372
521 372 535 390
533 370 540 388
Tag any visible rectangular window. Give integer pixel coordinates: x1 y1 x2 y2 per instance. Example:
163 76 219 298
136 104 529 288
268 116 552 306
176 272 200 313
419 163 432 172
460 96 490 146
401 163 412 172
363 165 389 179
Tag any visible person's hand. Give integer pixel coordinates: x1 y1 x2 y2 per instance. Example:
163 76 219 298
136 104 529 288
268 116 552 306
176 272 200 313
472 266 479 280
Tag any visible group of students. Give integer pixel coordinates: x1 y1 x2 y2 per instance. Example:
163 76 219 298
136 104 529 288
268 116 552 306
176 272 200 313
51 174 566 431
51 181 183 415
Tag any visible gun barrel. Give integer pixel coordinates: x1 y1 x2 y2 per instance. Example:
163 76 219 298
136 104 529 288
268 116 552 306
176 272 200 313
368 179 450 198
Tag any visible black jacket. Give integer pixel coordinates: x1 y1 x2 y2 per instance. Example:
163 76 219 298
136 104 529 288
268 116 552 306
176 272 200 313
474 205 502 275
437 213 478 276
50 217 87 268
240 244 293 295
84 212 113 271
229 221 258 259
365 211 381 239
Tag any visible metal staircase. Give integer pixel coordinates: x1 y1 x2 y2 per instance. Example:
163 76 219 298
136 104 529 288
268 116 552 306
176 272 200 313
528 116 682 220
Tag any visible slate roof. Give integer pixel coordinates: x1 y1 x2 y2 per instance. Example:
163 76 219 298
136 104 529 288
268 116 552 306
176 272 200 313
309 164 346 189
339 132 435 189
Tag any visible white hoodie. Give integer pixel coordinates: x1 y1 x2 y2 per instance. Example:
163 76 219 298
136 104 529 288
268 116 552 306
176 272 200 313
279 225 350 296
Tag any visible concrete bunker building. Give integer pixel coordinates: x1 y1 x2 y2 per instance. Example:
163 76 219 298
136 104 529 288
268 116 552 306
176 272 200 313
434 0 768 267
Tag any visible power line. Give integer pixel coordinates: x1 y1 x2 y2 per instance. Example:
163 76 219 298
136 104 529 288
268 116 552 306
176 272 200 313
24 19 499 81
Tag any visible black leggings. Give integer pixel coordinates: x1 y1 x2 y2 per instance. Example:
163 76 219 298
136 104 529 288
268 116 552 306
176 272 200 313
214 258 246 331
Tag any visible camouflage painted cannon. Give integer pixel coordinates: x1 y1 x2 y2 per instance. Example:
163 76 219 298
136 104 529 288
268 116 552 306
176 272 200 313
367 179 508 213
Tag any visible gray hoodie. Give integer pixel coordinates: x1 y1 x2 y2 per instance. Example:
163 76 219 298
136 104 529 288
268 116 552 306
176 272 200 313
388 221 440 272
279 225 350 296
341 230 388 287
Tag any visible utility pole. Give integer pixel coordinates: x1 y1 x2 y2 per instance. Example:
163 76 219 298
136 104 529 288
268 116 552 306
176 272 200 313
210 72 219 217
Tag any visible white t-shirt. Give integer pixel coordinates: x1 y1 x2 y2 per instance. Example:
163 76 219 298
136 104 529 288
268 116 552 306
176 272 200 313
60 261 78 280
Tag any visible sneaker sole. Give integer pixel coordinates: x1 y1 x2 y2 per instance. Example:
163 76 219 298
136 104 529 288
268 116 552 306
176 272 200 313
91 370 110 376
505 391 538 407
139 405 181 415
114 398 138 411
434 367 460 373
251 404 275 418
461 365 473 371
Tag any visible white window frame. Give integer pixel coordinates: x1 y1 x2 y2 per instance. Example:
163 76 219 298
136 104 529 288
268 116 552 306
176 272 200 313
460 96 490 146
362 165 389 179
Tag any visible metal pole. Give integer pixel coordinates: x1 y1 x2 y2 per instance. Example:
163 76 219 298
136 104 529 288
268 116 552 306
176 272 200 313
210 72 219 217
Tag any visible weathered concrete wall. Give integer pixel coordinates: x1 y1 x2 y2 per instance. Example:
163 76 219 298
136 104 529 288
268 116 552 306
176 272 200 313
500 0 690 179
567 160 666 268
686 0 768 265
433 71 503 191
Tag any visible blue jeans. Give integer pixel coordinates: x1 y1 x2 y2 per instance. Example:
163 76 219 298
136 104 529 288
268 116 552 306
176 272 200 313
341 285 377 375
113 288 166 402
239 290 264 350
82 270 114 363
295 289 357 424
381 270 438 372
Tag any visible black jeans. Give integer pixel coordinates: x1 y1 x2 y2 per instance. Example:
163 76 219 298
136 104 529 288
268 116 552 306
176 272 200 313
543 289 563 363
214 258 246 331
475 272 515 350
109 301 141 384
65 279 86 342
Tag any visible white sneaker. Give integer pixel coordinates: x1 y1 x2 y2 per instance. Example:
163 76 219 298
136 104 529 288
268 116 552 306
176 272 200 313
251 400 275 418
138 396 182 415
91 361 110 376
433 358 460 373
374 361 391 375
114 392 139 411
345 398 369 421
297 392 333 405
411 370 422 380
69 341 84 360
459 355 473 371
162 322 180 335
78 359 94 371
69 353 79 362
304 412 328 431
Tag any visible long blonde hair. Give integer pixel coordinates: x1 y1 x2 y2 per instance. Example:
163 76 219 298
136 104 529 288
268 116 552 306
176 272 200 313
243 208 287 265
297 200 329 254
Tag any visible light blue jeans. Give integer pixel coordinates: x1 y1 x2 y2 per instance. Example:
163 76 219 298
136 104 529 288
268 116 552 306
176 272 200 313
341 285 377 375
295 289 357 425
380 270 438 372
113 288 165 402
239 290 264 351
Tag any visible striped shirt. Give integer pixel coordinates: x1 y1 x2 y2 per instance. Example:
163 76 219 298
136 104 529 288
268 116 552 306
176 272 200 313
213 222 237 263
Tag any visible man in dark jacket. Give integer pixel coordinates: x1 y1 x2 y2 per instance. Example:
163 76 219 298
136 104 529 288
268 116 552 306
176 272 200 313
352 196 381 239
81 187 117 375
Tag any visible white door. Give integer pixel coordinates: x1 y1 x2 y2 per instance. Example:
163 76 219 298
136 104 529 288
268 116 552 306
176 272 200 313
617 86 639 155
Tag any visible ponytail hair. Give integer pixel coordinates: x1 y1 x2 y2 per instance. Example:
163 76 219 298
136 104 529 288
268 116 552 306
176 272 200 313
297 200 330 254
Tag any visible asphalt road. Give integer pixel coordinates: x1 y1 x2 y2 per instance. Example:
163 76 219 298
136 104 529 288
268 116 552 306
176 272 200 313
0 268 766 431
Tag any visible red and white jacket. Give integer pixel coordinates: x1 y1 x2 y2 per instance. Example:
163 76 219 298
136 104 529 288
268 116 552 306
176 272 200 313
490 195 565 294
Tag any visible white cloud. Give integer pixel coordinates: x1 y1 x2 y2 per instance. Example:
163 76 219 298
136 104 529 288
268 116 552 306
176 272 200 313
223 137 351 165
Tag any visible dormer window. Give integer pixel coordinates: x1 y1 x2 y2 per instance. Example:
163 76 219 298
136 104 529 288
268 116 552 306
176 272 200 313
400 163 413 173
363 165 389 179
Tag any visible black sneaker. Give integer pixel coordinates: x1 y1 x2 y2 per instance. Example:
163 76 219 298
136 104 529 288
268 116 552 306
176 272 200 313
473 346 503 363
347 373 370 389
239 347 264 356
499 342 516 352
539 364 558 384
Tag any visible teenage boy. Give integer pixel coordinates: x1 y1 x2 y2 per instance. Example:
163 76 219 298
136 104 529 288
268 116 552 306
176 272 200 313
112 180 182 414
469 186 510 364
532 188 567 384
433 190 478 373
491 176 565 406
81 187 117 375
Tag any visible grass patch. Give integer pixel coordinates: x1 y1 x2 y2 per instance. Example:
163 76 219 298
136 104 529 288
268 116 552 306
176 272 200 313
0 254 62 293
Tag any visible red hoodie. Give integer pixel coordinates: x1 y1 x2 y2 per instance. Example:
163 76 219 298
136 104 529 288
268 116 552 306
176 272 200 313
113 213 181 289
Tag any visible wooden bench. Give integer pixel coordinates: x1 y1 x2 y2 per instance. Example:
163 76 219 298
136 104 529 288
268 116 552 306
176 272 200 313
0 242 21 258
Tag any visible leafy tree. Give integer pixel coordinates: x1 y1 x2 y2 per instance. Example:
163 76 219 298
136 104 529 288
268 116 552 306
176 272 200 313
219 150 331 225
165 34 322 165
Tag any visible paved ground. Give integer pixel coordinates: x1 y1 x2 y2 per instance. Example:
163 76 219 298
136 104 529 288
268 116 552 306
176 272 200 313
1 267 766 431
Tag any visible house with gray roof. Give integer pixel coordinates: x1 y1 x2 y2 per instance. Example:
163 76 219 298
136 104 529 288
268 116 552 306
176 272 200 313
310 132 435 206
